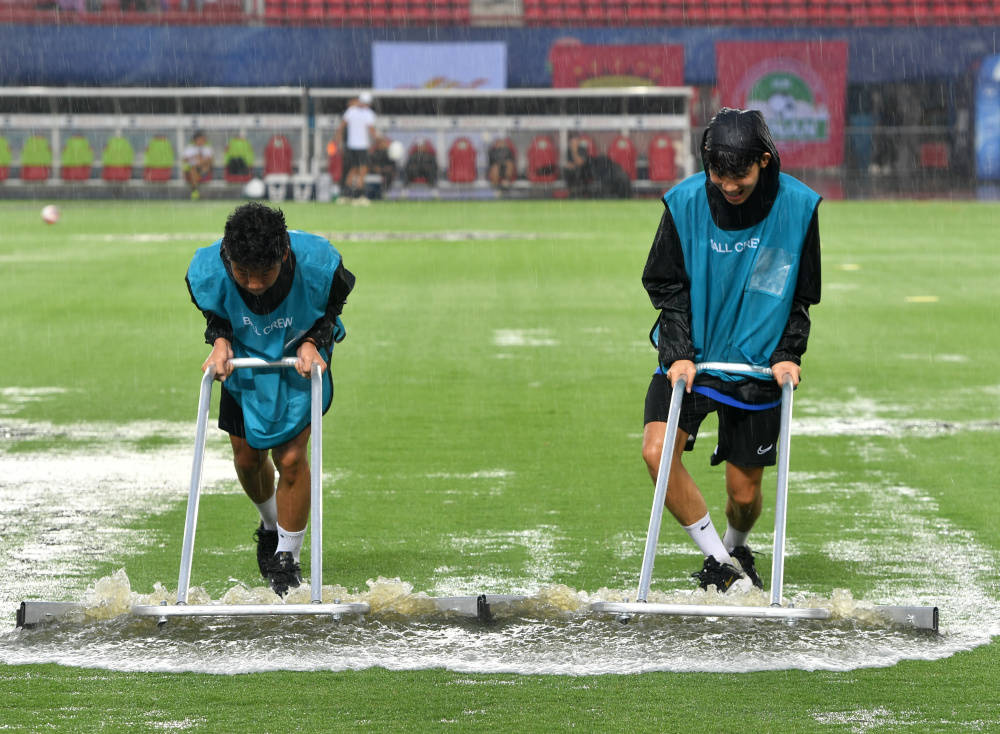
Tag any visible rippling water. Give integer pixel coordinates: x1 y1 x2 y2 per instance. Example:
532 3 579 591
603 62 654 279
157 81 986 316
1 574 966 675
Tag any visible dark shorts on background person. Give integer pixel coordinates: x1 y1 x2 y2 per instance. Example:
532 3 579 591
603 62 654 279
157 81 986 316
344 148 369 170
643 373 780 467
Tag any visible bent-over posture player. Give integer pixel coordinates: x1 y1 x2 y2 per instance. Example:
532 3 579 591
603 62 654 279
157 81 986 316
186 202 355 595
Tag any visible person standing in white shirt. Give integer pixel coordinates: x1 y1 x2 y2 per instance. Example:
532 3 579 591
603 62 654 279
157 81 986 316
336 92 377 205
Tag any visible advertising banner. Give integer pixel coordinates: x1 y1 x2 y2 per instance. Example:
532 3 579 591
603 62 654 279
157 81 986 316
372 42 507 90
715 41 848 168
548 42 684 88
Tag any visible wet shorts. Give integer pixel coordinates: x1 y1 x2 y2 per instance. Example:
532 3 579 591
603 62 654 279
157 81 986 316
643 372 780 467
218 383 248 440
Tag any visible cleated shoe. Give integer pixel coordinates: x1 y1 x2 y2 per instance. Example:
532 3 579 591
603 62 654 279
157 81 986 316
253 523 278 578
691 556 745 593
266 551 302 597
730 545 764 589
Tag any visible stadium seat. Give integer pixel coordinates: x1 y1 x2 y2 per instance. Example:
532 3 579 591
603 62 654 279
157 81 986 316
101 136 135 182
264 134 294 175
404 140 438 184
60 135 94 181
648 133 677 182
607 134 637 180
326 138 343 183
20 135 52 181
143 136 175 182
223 137 255 183
447 136 477 183
526 135 559 183
0 137 12 181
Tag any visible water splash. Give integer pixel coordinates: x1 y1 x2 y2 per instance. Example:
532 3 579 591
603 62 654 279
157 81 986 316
3 570 957 676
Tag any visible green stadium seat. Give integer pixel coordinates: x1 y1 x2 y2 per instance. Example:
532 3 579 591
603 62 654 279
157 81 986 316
60 135 95 181
20 135 52 181
0 137 11 181
102 136 135 182
223 137 255 183
143 136 175 182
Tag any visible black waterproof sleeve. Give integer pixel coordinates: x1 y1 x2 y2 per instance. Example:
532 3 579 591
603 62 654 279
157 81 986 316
769 208 822 366
185 274 234 346
641 207 695 367
301 261 357 350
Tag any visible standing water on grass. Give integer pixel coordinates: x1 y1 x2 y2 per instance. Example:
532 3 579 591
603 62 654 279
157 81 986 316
1 414 997 674
0 571 982 675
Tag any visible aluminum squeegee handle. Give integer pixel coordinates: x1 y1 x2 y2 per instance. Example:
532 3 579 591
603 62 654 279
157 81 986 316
228 357 301 369
176 356 325 606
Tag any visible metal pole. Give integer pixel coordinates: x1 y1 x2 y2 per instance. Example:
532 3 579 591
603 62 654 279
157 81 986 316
310 363 323 603
176 365 216 605
636 375 686 603
770 377 794 607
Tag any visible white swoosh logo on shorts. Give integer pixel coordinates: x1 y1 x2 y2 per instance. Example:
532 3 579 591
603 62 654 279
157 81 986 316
757 444 774 455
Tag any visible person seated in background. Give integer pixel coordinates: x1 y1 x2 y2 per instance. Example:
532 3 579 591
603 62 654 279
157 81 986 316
487 139 516 190
403 140 438 186
564 131 593 197
182 130 214 200
369 135 397 191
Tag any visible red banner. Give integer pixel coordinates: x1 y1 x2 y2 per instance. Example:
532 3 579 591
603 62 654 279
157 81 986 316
549 42 684 88
715 41 848 168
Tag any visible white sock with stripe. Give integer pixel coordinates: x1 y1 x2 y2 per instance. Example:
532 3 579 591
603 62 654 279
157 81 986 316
683 513 731 565
276 524 306 563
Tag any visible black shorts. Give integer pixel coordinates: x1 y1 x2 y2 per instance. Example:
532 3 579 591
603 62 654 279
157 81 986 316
643 373 780 467
344 148 369 171
218 382 333 444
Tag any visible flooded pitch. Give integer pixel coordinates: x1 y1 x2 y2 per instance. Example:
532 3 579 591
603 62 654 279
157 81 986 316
1 406 997 675
3 575 958 675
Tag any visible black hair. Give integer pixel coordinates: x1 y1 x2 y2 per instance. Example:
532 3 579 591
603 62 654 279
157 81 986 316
220 202 290 269
701 107 780 178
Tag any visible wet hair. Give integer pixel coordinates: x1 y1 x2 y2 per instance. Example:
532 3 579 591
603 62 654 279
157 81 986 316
701 107 779 178
220 202 290 269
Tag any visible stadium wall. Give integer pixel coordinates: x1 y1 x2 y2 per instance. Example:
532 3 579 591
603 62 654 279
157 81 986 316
0 25 996 87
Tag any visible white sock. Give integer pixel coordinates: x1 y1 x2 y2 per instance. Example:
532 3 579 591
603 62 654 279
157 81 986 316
683 513 731 565
276 524 306 563
254 493 278 531
722 523 749 552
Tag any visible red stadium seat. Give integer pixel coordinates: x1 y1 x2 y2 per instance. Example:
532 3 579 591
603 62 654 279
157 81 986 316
526 135 559 182
648 133 677 182
21 165 51 181
447 137 477 183
102 165 132 182
607 134 637 180
264 134 294 175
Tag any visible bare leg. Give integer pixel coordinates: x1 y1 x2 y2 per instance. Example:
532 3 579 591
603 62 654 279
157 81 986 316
270 426 312 532
641 422 708 526
230 435 275 503
725 463 763 533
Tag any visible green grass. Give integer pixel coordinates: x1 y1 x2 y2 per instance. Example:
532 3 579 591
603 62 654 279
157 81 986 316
1 198 998 732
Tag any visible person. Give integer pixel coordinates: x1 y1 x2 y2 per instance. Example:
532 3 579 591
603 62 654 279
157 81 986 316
182 130 214 200
185 202 356 596
487 138 516 190
336 92 377 206
368 134 397 192
564 131 592 196
640 107 822 593
403 139 438 186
